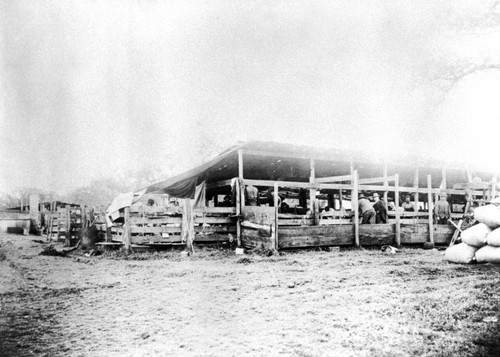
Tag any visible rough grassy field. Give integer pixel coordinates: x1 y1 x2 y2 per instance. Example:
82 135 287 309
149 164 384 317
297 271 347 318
0 233 499 357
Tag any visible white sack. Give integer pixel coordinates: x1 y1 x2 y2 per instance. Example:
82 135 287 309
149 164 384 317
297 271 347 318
444 243 478 264
460 223 491 248
486 227 500 247
474 205 500 229
475 245 500 264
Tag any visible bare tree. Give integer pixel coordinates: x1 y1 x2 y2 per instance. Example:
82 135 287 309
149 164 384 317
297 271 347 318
432 1 500 92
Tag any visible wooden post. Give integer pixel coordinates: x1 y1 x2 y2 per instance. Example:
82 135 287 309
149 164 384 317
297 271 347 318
353 169 359 247
238 149 244 179
395 174 401 247
441 168 447 190
383 163 388 205
81 204 86 229
105 222 112 243
65 205 71 247
123 206 131 251
236 149 244 247
427 175 434 244
414 167 419 212
274 182 279 251
235 179 241 247
309 159 318 225
29 194 40 233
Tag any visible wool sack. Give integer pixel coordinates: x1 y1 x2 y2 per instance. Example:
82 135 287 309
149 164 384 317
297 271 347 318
460 223 491 248
486 227 500 247
475 245 500 264
444 243 478 264
474 205 500 229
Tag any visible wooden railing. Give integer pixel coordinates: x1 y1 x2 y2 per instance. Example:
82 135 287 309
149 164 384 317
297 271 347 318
110 206 237 245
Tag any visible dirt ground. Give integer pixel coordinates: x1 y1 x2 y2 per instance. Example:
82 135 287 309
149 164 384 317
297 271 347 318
0 233 499 357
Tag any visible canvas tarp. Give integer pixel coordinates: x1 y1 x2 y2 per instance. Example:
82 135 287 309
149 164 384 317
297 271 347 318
106 180 206 224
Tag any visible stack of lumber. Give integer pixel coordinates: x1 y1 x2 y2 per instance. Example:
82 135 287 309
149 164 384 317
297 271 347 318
445 205 500 264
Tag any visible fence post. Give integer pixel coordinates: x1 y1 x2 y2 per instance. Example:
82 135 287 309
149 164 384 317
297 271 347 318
65 205 71 247
353 170 359 247
427 175 434 245
395 174 401 247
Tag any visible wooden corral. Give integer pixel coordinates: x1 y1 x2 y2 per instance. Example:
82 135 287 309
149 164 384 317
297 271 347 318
108 141 498 251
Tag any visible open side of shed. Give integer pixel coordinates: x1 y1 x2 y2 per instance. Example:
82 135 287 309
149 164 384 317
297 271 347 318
108 141 498 250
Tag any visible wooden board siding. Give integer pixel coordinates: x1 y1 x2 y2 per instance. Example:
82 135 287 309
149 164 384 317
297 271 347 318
400 223 454 244
241 228 274 250
275 223 454 249
278 225 354 249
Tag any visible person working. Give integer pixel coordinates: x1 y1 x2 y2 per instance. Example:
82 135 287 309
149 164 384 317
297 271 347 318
373 193 388 223
358 194 376 224
245 185 258 206
434 193 451 224
402 195 415 212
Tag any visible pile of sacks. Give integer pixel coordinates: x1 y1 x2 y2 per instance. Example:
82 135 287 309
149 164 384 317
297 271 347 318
445 204 500 264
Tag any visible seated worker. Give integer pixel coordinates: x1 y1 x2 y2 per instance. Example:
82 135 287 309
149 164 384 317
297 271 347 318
320 206 334 219
358 194 376 224
245 185 258 206
402 195 415 212
434 193 451 224
220 194 232 207
279 194 289 213
372 193 387 223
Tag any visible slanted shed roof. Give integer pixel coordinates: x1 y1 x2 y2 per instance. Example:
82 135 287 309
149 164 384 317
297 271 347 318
143 141 496 198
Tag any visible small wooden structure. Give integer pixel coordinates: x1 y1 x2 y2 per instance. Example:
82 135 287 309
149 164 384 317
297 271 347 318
108 141 498 251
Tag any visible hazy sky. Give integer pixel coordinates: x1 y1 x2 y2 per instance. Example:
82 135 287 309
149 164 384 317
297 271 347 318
1 0 500 193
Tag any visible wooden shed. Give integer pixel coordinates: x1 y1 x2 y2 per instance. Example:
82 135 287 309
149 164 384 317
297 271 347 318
108 141 498 250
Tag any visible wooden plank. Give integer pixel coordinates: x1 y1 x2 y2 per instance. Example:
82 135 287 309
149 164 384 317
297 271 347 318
129 216 233 225
241 221 271 233
395 174 401 247
195 207 236 214
243 179 313 189
359 224 396 245
400 223 453 244
242 179 478 196
449 219 462 247
241 228 274 250
236 178 241 246
353 169 359 247
65 205 71 247
315 174 353 183
278 225 354 248
278 213 313 219
319 218 352 225
427 175 434 244
358 175 396 184
238 149 244 179
278 218 314 226
274 182 279 250
130 225 236 235
388 211 429 218
309 159 318 226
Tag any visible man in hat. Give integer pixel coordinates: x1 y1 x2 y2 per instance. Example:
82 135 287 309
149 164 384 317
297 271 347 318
373 193 388 224
434 192 451 224
358 193 376 224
